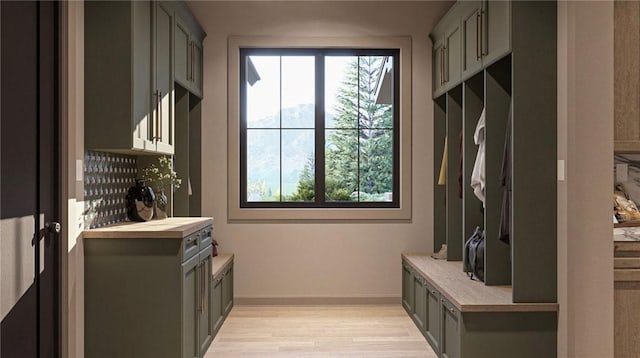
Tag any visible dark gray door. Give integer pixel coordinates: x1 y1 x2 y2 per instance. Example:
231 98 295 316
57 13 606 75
1 1 60 357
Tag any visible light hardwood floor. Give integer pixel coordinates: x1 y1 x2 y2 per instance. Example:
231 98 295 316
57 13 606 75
205 304 438 358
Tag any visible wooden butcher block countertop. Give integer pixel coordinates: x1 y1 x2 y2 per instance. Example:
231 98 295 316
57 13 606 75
83 217 213 239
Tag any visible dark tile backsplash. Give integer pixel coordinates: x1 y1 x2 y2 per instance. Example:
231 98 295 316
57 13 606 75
84 150 137 229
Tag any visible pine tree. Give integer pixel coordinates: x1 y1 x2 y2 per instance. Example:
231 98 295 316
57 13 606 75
327 56 393 200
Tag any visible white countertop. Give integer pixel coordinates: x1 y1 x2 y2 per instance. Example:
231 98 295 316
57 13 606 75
614 227 640 242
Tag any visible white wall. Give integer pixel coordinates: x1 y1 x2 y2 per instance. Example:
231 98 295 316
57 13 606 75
557 2 614 357
188 1 452 301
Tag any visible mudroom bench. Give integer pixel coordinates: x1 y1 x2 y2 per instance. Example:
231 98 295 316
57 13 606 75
402 254 558 358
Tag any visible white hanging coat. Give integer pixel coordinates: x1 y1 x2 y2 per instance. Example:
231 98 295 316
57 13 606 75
471 108 486 205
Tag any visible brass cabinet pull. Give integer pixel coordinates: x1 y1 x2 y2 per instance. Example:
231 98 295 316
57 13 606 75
158 90 162 141
190 41 195 82
444 46 448 83
476 11 481 60
200 262 206 313
440 47 445 86
480 10 485 56
155 90 160 141
441 47 445 85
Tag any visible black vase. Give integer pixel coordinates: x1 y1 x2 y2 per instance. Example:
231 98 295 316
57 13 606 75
125 179 155 222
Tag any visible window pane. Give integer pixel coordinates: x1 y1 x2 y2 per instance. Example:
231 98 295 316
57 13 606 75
282 56 315 129
241 49 398 209
325 129 358 202
325 56 358 129
282 130 315 201
246 129 280 201
359 56 394 130
246 56 280 128
359 129 393 202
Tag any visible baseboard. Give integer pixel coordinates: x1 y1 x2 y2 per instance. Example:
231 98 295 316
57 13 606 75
234 296 401 305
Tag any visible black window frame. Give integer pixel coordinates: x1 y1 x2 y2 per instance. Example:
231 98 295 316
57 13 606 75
239 48 400 208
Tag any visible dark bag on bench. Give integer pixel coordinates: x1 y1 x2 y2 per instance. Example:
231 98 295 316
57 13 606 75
463 227 482 273
467 230 485 282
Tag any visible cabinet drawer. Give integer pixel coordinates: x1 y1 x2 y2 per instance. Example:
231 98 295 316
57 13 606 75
199 225 213 250
183 232 200 262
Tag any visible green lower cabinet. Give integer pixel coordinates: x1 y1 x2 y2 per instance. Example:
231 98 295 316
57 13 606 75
198 247 214 357
412 273 427 332
223 264 234 315
425 283 441 353
182 254 200 358
211 275 224 333
183 245 214 358
210 259 235 344
441 297 461 358
401 260 557 358
402 264 414 314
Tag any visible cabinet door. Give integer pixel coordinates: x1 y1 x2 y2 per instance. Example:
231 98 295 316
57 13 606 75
191 39 204 98
412 274 427 332
211 275 224 333
174 17 191 89
132 0 155 151
154 2 174 155
444 20 461 90
182 254 199 358
484 0 510 65
441 298 460 358
222 264 234 315
461 1 483 79
402 263 414 313
425 283 441 353
432 37 446 98
198 247 214 357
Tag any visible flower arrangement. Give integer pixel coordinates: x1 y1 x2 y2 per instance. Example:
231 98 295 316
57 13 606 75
141 156 182 194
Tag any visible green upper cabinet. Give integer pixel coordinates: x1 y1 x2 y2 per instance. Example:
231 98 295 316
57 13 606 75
444 21 461 91
461 1 483 78
173 3 206 98
461 0 511 79
85 1 174 155
430 0 511 96
155 2 175 154
175 17 191 89
192 40 204 97
432 37 447 98
483 1 510 67
430 6 461 98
